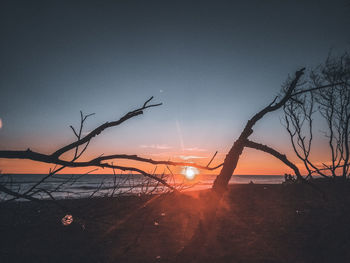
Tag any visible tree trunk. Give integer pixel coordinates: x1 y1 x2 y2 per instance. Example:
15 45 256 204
176 69 305 261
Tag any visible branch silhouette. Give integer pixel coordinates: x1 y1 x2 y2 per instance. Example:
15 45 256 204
51 96 162 158
0 97 222 199
244 139 302 179
212 68 306 194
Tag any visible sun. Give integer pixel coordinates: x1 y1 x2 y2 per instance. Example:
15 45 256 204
182 166 199 180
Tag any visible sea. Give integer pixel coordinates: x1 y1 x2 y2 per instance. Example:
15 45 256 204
0 173 285 201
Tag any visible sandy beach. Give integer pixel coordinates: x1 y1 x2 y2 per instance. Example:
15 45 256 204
1 183 350 263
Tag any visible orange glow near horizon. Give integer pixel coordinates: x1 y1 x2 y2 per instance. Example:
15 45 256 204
0 137 333 176
0 147 319 176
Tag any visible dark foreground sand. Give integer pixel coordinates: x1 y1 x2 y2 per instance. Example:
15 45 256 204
1 183 350 263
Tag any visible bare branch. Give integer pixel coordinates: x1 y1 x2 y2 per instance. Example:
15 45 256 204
284 52 350 179
206 151 218 168
0 151 222 172
290 82 345 97
244 139 302 180
212 68 305 194
51 97 162 158
0 184 40 202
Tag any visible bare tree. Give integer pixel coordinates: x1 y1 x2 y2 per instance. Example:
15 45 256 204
178 66 344 260
178 69 307 260
283 80 319 178
283 53 350 180
210 55 347 201
212 69 307 195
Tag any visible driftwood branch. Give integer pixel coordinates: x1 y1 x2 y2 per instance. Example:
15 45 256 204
0 96 224 200
212 68 306 194
51 96 161 158
244 139 326 197
244 140 302 180
212 67 346 194
0 151 222 171
206 151 218 168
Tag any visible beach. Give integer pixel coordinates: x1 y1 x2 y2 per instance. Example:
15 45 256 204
1 183 350 263
0 174 285 201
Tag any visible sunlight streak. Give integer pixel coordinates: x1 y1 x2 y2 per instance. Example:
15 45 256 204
176 119 185 152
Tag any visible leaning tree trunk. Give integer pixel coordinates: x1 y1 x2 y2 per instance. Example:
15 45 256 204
212 68 305 196
176 68 305 262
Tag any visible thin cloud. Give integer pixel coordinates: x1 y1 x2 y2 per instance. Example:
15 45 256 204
179 155 207 160
139 144 172 150
0 118 2 129
148 153 170 157
184 147 207 152
176 119 185 151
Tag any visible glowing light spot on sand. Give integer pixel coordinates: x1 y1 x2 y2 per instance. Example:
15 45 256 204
182 166 199 180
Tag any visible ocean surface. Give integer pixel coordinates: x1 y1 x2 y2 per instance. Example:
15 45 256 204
0 173 285 201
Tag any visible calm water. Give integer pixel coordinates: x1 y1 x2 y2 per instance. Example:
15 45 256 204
0 173 285 201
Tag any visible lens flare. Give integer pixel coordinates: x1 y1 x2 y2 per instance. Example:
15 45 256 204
181 166 199 180
61 214 73 226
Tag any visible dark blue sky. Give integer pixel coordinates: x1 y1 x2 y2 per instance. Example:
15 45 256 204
0 0 349 173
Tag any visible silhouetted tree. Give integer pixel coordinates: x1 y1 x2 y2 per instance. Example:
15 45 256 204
178 64 344 261
283 53 350 180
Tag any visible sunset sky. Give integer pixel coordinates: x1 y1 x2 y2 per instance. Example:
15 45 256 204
1 0 349 175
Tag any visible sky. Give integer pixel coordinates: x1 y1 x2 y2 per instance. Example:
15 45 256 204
0 0 349 175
